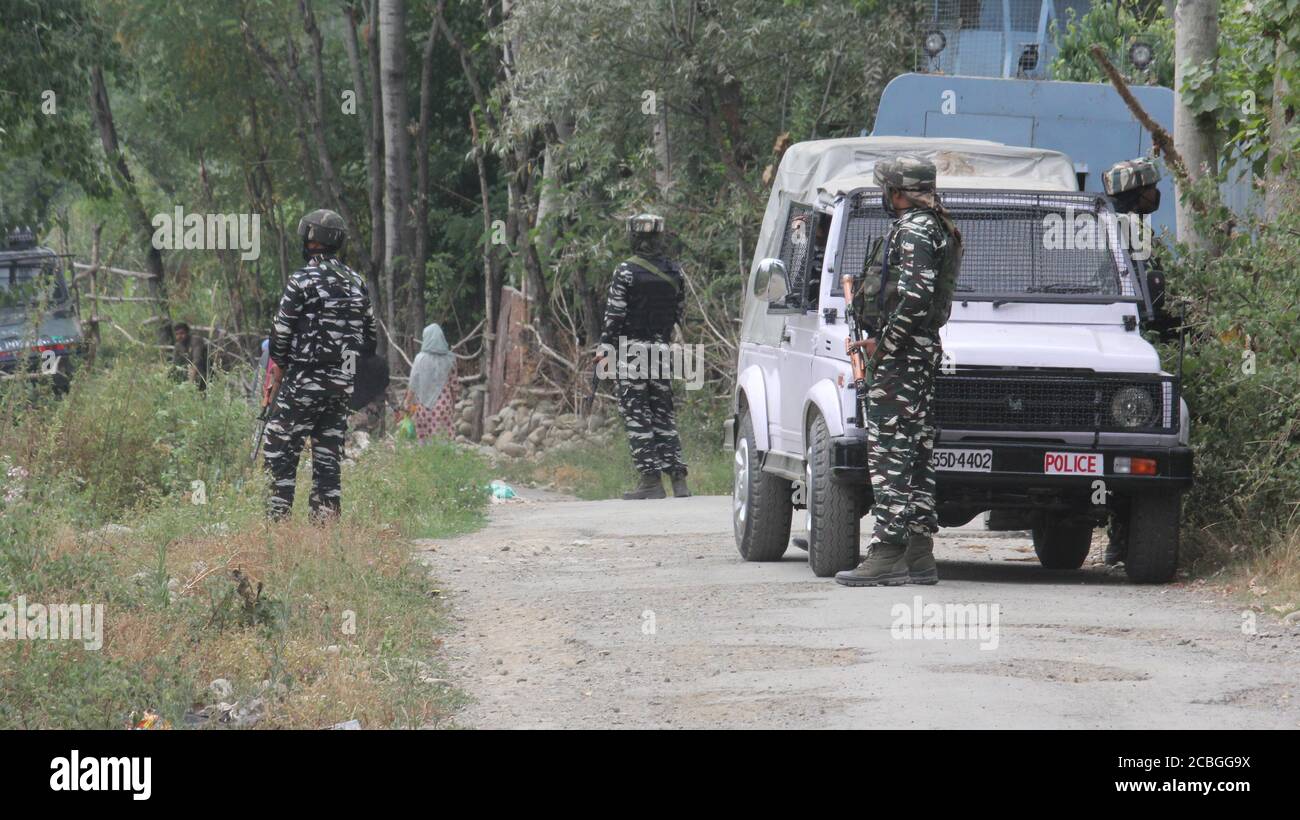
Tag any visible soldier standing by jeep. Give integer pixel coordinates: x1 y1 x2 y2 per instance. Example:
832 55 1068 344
261 209 376 522
597 213 690 500
1102 157 1171 567
836 156 963 587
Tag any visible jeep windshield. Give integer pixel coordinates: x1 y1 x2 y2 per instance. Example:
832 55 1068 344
0 255 69 320
836 190 1140 304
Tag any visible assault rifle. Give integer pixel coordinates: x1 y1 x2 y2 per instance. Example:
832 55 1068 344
841 271 870 426
841 235 883 426
251 371 284 463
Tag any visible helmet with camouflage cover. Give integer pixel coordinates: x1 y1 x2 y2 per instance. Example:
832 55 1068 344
297 208 348 258
627 213 666 255
1103 158 1160 196
874 155 937 194
1104 158 1162 215
874 155 938 217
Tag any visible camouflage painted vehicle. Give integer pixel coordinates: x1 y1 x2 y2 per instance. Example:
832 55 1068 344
0 228 83 391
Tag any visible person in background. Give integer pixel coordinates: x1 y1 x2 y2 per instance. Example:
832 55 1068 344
172 321 209 391
402 323 459 442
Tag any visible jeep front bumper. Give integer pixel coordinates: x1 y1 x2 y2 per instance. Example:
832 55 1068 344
830 436 1194 492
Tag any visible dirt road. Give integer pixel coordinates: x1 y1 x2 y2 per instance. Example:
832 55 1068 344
416 492 1300 729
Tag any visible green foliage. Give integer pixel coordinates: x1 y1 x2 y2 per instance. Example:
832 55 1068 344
1163 191 1300 540
0 358 492 728
498 0 915 387
0 0 115 224
1049 0 1174 87
499 393 733 500
0 358 253 523
349 437 495 539
0 643 195 730
1178 0 1300 177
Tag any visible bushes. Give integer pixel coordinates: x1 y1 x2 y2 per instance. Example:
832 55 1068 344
0 355 253 525
1164 195 1300 551
0 355 490 728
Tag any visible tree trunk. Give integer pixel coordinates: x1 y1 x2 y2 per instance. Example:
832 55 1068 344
652 102 673 197
1263 35 1295 220
88 65 170 343
344 1 387 317
1172 0 1219 247
412 14 439 342
470 110 499 384
379 0 413 369
536 136 563 263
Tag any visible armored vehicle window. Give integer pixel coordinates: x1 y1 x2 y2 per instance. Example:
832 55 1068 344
772 203 816 311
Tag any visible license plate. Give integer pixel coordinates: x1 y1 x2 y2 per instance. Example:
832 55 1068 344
1044 451 1103 475
934 448 992 472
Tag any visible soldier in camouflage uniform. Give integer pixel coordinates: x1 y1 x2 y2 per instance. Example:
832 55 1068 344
597 213 690 500
262 209 377 522
1102 157 1164 566
836 156 963 587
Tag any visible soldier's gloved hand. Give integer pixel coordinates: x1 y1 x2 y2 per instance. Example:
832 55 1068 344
263 360 283 408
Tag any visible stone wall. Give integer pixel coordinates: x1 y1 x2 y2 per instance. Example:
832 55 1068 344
453 394 620 459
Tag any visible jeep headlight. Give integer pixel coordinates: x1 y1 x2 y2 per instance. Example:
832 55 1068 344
1110 386 1155 428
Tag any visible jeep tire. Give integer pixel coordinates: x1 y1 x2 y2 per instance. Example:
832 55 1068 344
733 410 792 562
1031 518 1093 570
806 413 860 577
1124 492 1180 584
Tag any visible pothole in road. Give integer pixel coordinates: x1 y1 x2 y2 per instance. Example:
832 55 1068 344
1191 682 1297 708
933 658 1150 683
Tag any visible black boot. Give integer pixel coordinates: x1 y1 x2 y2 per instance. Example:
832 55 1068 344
904 531 938 585
623 471 666 500
668 470 691 498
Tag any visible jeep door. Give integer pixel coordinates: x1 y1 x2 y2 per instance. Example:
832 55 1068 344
768 204 822 453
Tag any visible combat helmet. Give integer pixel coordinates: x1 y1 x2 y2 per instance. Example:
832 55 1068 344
874 155 937 216
297 209 348 257
627 213 666 255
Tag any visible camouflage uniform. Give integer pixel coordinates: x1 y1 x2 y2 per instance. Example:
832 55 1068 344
866 216 949 545
865 160 960 548
601 251 687 478
265 254 376 520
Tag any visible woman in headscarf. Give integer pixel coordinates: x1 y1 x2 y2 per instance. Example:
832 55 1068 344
402 323 459 442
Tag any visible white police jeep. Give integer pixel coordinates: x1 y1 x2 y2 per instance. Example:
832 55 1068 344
725 137 1192 583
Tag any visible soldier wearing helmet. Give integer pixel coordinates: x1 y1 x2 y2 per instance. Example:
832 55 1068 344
837 155 964 587
596 213 690 500
261 209 377 521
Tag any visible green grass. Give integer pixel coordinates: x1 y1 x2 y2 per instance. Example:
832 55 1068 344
0 359 491 729
498 396 732 499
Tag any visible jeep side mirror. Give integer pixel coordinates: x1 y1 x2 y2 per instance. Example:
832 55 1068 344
752 258 789 303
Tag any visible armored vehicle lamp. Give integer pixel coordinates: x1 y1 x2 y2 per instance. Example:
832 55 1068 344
923 30 946 59
1129 41 1154 72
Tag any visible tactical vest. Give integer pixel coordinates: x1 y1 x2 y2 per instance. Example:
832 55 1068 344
294 258 371 367
851 209 961 335
622 255 681 340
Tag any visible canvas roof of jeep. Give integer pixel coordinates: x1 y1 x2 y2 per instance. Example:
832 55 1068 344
770 136 1077 208
743 137 1079 346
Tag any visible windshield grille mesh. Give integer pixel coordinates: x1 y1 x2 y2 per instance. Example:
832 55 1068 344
837 190 1136 299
